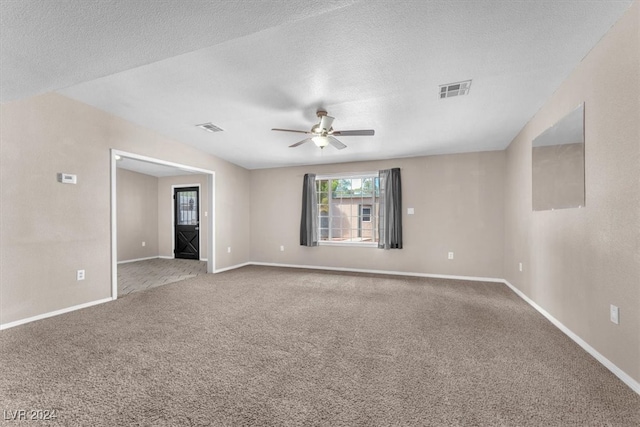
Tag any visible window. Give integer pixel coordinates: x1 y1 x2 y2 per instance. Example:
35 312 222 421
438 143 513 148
360 205 372 222
177 190 198 225
316 173 379 245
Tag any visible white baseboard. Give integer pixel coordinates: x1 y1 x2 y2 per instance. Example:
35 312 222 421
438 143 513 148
158 255 174 259
502 280 639 395
214 262 252 274
0 297 114 331
199 258 208 262
248 262 504 283
117 256 159 264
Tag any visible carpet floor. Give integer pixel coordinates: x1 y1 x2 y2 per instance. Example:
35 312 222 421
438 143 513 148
1 266 638 426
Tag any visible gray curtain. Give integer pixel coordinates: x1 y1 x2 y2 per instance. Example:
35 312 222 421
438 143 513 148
378 168 402 249
300 173 318 246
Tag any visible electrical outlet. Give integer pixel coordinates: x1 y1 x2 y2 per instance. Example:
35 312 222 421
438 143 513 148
77 270 85 281
142 241 146 247
610 305 619 325
448 252 454 260
227 247 231 254
519 262 523 272
280 245 285 252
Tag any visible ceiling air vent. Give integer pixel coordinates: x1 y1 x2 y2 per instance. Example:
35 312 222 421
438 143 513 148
196 122 224 133
439 80 472 99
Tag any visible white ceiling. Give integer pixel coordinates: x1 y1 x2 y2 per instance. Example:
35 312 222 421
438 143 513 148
1 0 634 170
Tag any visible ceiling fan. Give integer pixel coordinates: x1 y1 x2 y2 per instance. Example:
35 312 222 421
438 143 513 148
272 110 375 150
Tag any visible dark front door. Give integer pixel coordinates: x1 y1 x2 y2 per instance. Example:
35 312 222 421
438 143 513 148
174 187 199 260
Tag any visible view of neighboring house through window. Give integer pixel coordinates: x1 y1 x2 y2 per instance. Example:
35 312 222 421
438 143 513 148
316 174 379 245
360 205 372 222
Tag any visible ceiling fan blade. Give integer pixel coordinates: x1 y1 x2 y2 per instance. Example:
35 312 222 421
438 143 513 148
331 129 375 136
319 115 335 131
327 136 347 150
289 138 312 148
272 128 311 134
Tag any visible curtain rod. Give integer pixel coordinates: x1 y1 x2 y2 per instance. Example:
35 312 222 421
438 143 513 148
315 171 380 180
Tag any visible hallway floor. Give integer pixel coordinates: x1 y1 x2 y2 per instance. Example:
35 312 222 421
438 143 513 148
117 258 207 297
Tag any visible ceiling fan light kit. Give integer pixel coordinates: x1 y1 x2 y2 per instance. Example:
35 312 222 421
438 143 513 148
272 110 375 150
312 136 330 148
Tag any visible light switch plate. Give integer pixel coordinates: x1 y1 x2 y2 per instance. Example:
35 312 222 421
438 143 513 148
407 208 415 215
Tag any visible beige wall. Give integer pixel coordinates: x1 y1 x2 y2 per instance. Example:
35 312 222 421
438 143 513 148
116 168 159 262
251 151 505 278
157 174 209 260
117 170 211 262
503 1 639 383
0 92 251 325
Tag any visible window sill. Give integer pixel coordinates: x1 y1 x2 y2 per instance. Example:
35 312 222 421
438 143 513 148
318 241 378 248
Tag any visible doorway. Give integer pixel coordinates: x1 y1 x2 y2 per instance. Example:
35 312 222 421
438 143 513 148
174 186 200 260
110 149 215 299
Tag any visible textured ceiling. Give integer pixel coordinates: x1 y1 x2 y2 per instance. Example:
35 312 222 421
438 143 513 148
1 0 634 170
0 0 357 101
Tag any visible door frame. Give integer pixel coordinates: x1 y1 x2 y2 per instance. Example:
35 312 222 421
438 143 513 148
110 149 216 300
171 184 202 261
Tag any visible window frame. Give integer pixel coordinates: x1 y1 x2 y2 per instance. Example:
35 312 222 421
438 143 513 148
315 172 379 247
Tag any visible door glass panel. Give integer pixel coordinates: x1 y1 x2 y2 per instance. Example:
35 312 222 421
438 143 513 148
178 190 198 225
